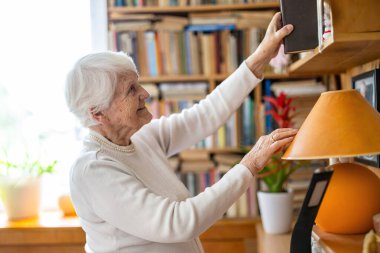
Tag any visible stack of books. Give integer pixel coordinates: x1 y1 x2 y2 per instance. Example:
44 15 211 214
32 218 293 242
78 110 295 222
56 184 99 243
213 153 258 218
270 79 327 129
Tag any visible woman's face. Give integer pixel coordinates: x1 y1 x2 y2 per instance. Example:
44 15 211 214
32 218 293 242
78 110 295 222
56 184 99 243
104 72 152 134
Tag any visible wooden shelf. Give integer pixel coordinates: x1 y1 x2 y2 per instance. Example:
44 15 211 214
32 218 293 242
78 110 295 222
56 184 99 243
311 225 364 253
201 217 259 240
109 2 279 14
139 74 212 83
288 0 380 75
138 72 317 83
289 32 380 75
201 147 247 154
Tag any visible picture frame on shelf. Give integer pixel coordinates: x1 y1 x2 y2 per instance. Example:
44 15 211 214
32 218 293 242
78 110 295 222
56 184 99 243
352 68 380 168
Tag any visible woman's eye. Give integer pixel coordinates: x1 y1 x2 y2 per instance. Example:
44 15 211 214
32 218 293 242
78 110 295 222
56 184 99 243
129 85 136 95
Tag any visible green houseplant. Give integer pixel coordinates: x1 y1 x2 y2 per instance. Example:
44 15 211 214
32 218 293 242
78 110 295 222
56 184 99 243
257 92 309 234
0 155 57 220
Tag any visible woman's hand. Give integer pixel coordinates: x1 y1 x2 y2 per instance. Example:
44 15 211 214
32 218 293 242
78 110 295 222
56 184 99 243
240 128 298 175
245 12 294 78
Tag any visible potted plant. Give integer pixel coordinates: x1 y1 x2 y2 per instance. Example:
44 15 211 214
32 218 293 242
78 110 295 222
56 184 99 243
257 92 309 234
0 155 57 220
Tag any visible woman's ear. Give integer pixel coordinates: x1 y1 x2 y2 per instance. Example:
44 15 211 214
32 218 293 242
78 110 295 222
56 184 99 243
89 108 108 124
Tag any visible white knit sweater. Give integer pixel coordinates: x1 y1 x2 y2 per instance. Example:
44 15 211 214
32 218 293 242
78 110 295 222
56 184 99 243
70 62 261 253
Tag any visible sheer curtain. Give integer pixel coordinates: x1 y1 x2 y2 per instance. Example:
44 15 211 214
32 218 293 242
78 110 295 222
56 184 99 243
0 0 97 210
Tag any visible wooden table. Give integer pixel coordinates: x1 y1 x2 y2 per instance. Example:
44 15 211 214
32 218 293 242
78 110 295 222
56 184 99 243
255 222 365 253
256 222 291 253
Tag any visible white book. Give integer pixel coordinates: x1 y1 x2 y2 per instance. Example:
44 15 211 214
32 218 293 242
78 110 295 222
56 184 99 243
237 191 249 218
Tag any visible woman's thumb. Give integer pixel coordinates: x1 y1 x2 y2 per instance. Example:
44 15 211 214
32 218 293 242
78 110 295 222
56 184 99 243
277 24 294 39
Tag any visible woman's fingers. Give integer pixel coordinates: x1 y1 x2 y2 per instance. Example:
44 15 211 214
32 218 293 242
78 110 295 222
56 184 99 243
271 136 294 150
271 128 298 142
276 24 293 39
273 127 297 133
268 12 293 40
240 128 298 176
268 12 281 31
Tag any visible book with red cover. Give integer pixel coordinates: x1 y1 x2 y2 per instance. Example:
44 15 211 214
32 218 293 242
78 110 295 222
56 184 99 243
280 0 320 53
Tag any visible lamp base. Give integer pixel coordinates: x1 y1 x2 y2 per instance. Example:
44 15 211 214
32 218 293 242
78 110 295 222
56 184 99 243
315 162 380 234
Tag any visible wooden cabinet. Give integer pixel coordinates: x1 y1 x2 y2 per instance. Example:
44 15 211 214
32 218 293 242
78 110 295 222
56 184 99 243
200 218 258 253
0 212 258 253
289 0 380 74
0 212 85 253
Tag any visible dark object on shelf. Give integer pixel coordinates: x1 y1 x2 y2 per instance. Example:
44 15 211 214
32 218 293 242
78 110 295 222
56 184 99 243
352 68 380 168
290 168 333 253
280 0 319 53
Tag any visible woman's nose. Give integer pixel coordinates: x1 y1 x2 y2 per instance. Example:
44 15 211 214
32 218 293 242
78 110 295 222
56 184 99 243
140 86 150 100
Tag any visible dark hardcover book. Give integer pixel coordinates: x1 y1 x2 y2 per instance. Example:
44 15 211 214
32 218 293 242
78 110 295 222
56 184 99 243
280 0 319 54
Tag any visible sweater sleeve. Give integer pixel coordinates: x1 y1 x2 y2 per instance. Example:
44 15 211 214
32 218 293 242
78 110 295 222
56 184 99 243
81 160 253 243
139 62 261 157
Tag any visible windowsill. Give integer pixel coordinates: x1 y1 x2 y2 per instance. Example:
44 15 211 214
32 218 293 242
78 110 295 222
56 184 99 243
0 211 258 246
0 211 85 251
0 210 81 229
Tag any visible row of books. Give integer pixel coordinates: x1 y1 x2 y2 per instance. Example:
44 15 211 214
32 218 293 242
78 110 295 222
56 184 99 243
142 78 324 149
174 152 258 218
109 10 273 28
142 83 256 148
171 149 325 218
111 0 273 7
109 26 265 77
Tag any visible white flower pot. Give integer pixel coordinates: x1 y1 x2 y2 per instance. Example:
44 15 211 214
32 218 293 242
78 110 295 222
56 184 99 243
257 191 293 234
0 176 41 220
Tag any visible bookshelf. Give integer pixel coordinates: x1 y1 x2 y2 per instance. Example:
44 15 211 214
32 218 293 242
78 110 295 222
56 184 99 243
288 0 380 75
106 4 329 252
107 1 325 224
107 1 282 147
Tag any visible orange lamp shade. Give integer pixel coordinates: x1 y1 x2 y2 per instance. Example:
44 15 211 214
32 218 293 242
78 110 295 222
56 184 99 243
282 90 380 160
315 163 380 234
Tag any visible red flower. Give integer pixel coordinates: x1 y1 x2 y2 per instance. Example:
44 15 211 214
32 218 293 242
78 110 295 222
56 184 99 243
263 92 296 128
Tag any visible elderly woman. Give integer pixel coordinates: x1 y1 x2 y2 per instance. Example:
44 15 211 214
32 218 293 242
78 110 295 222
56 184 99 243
65 13 296 253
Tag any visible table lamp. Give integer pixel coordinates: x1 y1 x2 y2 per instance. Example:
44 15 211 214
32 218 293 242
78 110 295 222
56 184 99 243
281 90 380 253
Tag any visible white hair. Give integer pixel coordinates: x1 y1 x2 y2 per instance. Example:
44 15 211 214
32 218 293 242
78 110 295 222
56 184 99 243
65 51 138 127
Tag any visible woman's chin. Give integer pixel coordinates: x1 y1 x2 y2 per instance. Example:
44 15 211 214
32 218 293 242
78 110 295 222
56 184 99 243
142 111 153 123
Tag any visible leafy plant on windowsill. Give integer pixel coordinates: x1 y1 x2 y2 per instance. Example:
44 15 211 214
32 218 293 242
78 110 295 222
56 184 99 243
0 154 58 220
0 154 57 178
258 92 310 193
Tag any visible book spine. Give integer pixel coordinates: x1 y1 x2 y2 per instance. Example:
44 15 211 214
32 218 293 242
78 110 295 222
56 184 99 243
264 79 274 134
145 31 158 76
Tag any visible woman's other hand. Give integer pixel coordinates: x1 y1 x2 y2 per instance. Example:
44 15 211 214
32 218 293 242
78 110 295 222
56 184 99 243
245 12 293 78
240 128 298 176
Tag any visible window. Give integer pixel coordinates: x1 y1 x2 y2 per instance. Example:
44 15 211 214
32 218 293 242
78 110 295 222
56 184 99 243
0 0 94 210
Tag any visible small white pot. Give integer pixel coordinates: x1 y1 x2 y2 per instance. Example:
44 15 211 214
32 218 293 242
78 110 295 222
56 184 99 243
257 191 293 234
0 176 41 220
